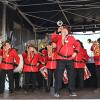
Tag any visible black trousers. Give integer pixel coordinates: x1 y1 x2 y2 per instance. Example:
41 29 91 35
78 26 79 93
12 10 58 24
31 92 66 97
14 72 20 90
24 72 37 91
95 66 100 88
0 70 2 93
74 68 84 89
0 69 14 93
36 72 43 88
47 69 55 88
54 60 75 93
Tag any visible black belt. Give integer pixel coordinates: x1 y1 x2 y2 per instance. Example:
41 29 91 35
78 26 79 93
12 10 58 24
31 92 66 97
24 63 36 66
58 53 72 58
94 59 100 61
2 61 13 65
74 61 84 63
48 60 56 61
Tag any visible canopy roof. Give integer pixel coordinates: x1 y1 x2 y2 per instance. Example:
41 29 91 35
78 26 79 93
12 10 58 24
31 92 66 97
1 0 100 33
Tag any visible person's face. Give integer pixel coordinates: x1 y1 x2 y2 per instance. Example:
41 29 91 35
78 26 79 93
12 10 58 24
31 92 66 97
28 46 34 52
58 26 63 32
61 28 68 36
5 43 11 50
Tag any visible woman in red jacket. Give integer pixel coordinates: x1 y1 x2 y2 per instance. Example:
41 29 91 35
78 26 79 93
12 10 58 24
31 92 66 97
0 40 20 94
46 42 57 92
22 44 39 93
74 40 89 89
91 38 100 92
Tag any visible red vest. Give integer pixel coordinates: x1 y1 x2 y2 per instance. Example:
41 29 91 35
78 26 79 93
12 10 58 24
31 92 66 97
22 52 39 72
38 54 48 70
46 51 57 70
91 43 100 65
74 48 89 68
0 48 20 70
51 32 80 60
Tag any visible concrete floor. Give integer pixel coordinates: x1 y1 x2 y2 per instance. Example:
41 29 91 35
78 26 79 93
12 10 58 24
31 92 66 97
0 88 100 99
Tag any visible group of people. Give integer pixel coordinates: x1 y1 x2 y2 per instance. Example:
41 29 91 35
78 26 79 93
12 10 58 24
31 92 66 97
0 24 100 98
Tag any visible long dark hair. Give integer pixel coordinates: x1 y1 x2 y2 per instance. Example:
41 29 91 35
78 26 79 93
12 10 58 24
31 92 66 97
62 24 71 34
77 40 84 48
97 38 100 44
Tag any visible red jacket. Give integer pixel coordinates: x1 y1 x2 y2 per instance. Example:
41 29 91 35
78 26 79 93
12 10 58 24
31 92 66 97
46 50 57 70
22 52 39 72
51 32 80 60
38 54 48 70
74 48 89 68
0 56 2 69
91 43 100 65
0 48 20 70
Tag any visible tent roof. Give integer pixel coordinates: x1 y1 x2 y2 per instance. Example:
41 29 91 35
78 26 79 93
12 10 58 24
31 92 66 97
1 0 100 33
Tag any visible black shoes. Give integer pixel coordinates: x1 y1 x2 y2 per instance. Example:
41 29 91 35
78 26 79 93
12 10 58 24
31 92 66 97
0 91 3 94
45 87 50 92
9 90 14 94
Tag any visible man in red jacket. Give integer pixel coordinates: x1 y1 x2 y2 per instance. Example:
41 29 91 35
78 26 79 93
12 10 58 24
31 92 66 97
74 40 89 89
91 38 100 92
51 25 80 97
0 40 20 94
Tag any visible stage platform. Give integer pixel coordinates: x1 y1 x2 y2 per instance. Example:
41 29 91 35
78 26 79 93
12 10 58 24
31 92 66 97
0 88 100 99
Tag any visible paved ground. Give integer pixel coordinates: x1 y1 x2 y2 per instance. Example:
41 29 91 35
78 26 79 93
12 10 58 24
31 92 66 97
0 88 100 99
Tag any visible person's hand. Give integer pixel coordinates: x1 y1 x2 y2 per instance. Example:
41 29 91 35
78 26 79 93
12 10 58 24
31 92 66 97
57 26 64 32
37 63 40 67
41 62 45 65
82 58 87 63
72 52 77 58
58 26 62 32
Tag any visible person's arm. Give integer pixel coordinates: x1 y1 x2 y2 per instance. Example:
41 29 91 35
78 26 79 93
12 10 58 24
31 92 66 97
84 49 89 61
0 49 3 56
13 49 20 66
72 37 81 58
51 32 59 43
51 26 62 42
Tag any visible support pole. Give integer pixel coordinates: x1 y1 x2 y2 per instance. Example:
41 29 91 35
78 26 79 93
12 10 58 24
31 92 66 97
2 2 6 41
33 26 37 46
